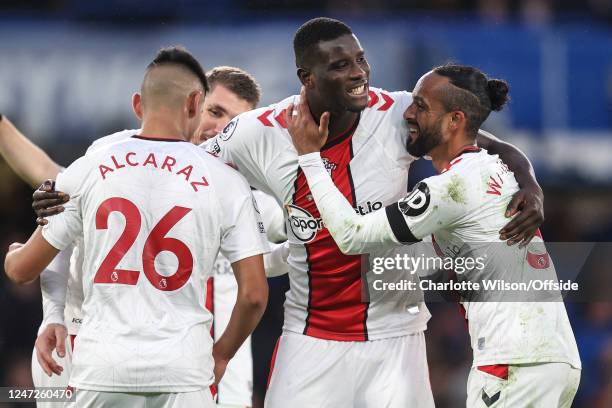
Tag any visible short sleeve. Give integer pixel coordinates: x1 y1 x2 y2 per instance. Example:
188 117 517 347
41 159 87 250
217 172 271 264
385 175 466 242
203 113 271 194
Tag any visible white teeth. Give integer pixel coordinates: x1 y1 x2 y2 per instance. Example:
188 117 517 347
349 85 365 95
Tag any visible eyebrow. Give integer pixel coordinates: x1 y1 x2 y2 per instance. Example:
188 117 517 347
208 103 228 115
328 49 365 65
413 95 428 108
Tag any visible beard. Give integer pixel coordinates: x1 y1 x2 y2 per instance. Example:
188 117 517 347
406 118 443 158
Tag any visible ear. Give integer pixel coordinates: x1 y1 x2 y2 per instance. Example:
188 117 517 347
187 90 203 118
297 68 314 89
449 110 466 131
132 93 143 120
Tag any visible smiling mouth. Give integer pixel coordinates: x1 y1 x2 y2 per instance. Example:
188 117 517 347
408 124 419 143
348 83 367 96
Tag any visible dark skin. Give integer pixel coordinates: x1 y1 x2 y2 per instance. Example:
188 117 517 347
35 34 544 246
298 34 369 143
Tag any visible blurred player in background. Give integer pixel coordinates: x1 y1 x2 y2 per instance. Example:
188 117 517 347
288 65 581 408
192 66 287 408
0 65 286 408
205 17 545 408
5 46 270 407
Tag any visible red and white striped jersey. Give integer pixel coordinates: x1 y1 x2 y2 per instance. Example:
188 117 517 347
206 87 430 341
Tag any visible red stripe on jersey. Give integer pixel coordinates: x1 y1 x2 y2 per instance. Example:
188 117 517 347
478 364 509 380
275 109 288 129
257 110 274 127
267 337 281 389
526 228 550 269
70 334 76 351
206 277 214 338
294 130 368 341
378 92 394 111
367 90 379 108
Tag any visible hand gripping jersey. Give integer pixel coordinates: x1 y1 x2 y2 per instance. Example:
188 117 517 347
299 147 580 368
42 135 269 392
206 88 430 341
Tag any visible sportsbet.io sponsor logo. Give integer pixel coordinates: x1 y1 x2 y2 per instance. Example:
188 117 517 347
356 201 383 215
286 204 324 243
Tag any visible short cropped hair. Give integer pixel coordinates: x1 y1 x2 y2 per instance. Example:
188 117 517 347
434 64 510 135
147 46 209 93
207 66 262 108
293 17 353 68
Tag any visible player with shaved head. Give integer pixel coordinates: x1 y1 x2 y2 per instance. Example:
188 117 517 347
5 46 270 407
1 60 283 408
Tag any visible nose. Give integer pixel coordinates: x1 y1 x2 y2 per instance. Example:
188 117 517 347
404 103 416 121
350 62 367 80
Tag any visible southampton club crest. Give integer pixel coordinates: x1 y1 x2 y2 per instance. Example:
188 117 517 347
321 158 338 176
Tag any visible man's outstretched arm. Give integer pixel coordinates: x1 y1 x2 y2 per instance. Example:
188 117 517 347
5 228 60 284
0 114 62 188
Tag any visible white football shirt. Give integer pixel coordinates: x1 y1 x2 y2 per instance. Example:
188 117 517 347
39 129 139 336
206 87 430 341
42 135 269 392
299 147 581 368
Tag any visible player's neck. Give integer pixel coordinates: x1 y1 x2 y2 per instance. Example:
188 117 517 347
307 101 358 143
140 116 189 142
430 136 476 173
327 112 359 141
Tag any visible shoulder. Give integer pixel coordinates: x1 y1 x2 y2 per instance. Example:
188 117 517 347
240 94 298 132
197 150 252 193
365 87 412 114
230 95 298 135
360 87 411 136
85 129 139 154
55 154 92 193
427 150 508 206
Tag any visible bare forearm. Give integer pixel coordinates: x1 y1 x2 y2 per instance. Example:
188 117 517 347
214 287 268 360
5 228 60 284
0 116 62 187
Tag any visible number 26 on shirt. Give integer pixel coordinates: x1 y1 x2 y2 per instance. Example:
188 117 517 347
93 197 193 291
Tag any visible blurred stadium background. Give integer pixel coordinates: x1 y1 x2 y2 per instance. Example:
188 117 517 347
0 1 611 407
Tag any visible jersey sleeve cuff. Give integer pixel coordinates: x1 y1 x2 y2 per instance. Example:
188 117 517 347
298 152 329 182
385 204 420 244
225 245 271 265
41 227 69 251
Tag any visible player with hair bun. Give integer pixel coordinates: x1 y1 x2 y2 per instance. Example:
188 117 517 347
208 17 548 407
289 64 581 408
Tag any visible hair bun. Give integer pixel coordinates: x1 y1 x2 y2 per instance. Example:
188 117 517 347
486 79 509 111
